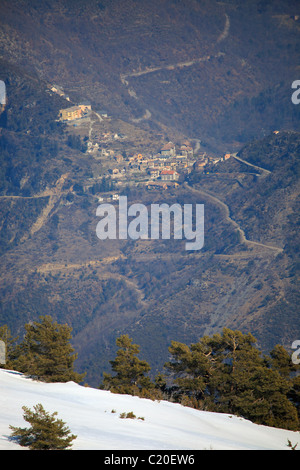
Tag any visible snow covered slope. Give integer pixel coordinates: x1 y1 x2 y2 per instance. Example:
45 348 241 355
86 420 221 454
0 369 298 450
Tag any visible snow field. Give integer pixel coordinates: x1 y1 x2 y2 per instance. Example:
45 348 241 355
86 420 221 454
0 369 299 450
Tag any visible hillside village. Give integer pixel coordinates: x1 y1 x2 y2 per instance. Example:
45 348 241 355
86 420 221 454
55 92 232 201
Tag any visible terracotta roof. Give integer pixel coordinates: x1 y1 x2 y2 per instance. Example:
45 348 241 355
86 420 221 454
161 142 175 150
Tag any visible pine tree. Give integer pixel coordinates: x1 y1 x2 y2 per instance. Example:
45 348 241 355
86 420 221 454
101 334 152 396
12 315 85 383
218 347 299 430
288 375 300 423
9 403 77 450
165 337 217 407
268 344 297 379
164 328 299 430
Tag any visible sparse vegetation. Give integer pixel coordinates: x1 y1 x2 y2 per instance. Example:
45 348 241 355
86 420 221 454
119 411 136 419
119 411 144 420
287 439 298 450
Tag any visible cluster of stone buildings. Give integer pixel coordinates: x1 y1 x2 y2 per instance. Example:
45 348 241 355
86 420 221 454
103 141 232 191
107 141 195 186
49 85 231 198
53 84 232 192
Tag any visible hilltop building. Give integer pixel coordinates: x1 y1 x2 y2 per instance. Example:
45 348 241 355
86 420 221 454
161 142 176 157
59 106 83 121
79 101 92 113
59 100 91 121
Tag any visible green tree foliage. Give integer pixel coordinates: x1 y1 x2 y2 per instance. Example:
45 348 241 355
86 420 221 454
66 134 87 153
268 344 298 379
288 375 300 424
164 328 299 430
9 403 76 450
89 176 114 194
11 315 85 383
101 334 157 397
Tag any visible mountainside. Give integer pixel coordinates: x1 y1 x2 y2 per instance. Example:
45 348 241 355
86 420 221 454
1 369 299 450
0 0 299 152
0 0 299 387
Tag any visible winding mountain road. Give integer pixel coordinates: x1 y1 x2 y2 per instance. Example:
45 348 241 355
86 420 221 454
119 12 230 124
233 153 271 176
120 51 225 83
183 182 283 255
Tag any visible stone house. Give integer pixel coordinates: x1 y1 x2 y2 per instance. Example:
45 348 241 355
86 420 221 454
160 170 179 181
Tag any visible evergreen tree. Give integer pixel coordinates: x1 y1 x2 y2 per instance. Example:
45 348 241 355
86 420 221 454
268 344 297 379
165 336 219 408
10 403 76 450
288 375 300 423
164 328 299 430
101 334 152 396
11 315 85 383
216 335 299 430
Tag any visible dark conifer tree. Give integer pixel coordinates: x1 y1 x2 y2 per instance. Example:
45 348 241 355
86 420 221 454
9 403 77 450
101 334 153 396
11 315 85 383
164 328 299 430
